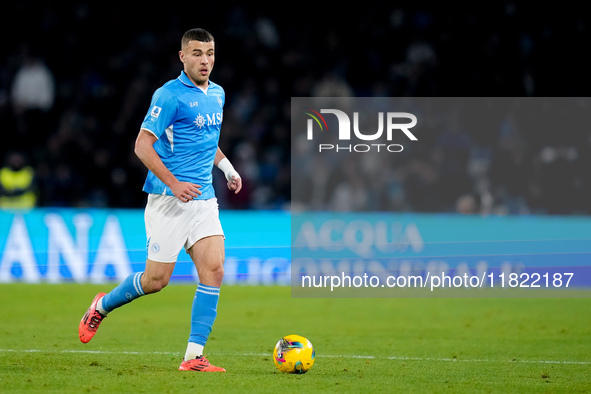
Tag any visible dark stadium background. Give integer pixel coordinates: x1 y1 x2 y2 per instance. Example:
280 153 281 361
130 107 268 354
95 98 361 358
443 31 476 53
1 2 589 214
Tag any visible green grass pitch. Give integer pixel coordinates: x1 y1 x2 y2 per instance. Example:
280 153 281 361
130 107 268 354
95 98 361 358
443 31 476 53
1 283 590 392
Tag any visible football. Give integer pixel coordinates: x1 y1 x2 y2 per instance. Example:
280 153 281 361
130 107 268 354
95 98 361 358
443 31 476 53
273 334 315 374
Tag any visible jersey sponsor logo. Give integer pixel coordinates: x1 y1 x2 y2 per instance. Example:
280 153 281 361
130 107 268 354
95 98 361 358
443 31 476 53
194 112 223 129
190 101 199 107
194 114 206 128
151 106 162 119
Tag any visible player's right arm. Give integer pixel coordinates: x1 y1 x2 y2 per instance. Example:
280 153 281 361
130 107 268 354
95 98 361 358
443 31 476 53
134 129 201 202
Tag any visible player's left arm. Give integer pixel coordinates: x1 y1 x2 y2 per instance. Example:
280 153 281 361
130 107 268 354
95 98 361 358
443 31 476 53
215 148 242 194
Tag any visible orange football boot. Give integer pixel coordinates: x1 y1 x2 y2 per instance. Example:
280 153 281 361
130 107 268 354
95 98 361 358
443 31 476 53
79 292 107 343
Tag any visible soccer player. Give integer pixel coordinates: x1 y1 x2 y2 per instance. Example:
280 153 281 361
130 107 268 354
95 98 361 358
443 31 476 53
78 28 241 373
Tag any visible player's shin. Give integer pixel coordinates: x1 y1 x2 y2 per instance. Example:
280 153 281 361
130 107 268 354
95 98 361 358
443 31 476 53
99 272 146 315
185 283 220 360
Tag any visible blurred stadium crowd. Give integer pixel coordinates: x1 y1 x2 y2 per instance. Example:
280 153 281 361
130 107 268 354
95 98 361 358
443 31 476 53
0 2 589 214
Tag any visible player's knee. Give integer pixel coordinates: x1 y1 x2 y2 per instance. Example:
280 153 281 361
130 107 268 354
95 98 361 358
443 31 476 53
212 263 224 282
201 262 224 286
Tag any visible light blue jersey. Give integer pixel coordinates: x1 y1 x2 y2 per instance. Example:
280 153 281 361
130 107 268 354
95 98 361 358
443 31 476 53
140 71 225 200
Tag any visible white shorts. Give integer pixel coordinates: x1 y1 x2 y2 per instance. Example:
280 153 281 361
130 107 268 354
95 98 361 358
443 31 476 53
145 194 224 263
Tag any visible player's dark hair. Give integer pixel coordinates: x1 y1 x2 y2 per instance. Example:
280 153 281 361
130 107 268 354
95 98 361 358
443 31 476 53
182 28 214 47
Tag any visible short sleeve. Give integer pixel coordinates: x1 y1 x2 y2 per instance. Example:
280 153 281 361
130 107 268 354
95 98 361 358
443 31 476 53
140 87 177 139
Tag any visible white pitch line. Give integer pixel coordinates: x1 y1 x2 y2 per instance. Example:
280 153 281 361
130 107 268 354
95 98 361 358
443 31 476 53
1 349 590 365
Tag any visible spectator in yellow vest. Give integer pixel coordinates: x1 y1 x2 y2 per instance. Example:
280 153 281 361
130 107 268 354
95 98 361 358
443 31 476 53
0 151 37 210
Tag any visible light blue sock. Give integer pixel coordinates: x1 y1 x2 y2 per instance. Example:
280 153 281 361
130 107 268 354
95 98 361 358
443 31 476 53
188 283 220 346
101 272 146 313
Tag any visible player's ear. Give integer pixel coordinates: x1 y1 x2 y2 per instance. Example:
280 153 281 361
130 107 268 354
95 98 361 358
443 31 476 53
179 50 185 63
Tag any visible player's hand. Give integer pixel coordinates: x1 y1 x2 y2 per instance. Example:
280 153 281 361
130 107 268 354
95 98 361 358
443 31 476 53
171 181 202 202
227 175 242 194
